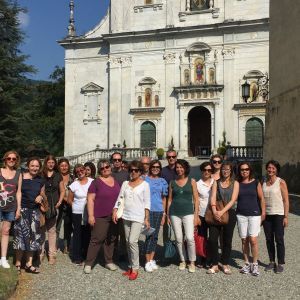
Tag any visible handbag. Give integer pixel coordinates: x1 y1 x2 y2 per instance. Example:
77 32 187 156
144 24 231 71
164 224 177 259
39 198 49 227
205 200 229 225
194 229 207 258
115 181 128 219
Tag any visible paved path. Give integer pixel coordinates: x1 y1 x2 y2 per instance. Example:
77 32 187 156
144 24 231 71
11 212 300 300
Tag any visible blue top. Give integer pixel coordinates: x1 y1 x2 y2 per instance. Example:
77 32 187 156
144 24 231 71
236 180 261 216
21 176 45 209
145 176 168 212
161 166 177 185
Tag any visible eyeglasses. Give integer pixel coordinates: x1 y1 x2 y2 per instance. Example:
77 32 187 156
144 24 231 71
129 168 140 173
167 156 176 159
100 165 110 171
212 160 222 164
240 168 250 172
6 157 17 161
151 166 161 169
113 159 122 162
203 168 212 173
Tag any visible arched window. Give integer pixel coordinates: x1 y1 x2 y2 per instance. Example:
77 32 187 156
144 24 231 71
140 121 156 148
245 118 264 146
145 88 152 107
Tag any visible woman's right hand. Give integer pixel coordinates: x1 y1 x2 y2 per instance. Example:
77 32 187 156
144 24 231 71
88 216 95 226
167 216 171 225
112 209 118 224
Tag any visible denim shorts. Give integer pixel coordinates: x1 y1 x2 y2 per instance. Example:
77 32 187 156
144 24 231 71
0 210 15 222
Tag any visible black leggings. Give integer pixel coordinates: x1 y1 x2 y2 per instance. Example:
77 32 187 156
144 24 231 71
263 215 285 264
208 209 236 265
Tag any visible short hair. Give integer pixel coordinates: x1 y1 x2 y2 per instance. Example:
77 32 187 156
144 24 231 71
140 156 151 163
166 149 177 156
128 160 143 172
84 161 96 178
110 151 123 162
26 157 42 170
236 162 254 182
149 159 162 176
210 154 223 162
73 163 85 178
220 162 235 182
200 161 212 171
175 159 190 177
97 159 110 175
2 150 21 169
265 160 281 174
42 155 58 177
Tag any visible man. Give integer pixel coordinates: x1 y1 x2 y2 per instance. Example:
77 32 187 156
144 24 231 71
161 150 177 184
110 151 128 262
140 156 151 177
111 152 128 185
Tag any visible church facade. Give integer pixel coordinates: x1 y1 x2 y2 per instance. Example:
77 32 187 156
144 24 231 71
60 0 269 157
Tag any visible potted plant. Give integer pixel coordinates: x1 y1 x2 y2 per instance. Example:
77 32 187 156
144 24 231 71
156 148 164 160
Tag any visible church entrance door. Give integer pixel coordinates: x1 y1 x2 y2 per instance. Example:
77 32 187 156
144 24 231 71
140 121 156 148
188 106 211 157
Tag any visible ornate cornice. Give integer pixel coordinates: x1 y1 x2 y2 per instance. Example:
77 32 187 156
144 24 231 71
129 107 165 114
174 84 224 93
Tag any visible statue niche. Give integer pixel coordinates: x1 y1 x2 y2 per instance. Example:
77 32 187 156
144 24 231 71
194 58 204 84
145 88 152 107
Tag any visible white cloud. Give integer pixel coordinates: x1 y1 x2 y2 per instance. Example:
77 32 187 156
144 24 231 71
18 11 30 28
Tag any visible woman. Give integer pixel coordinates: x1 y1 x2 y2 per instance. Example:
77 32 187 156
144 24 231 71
262 160 289 273
210 154 223 181
41 155 63 265
112 160 150 281
14 157 46 274
144 160 168 272
68 164 93 265
84 160 120 274
196 161 214 268
207 162 239 275
167 159 199 273
0 151 22 269
56 158 73 254
236 162 265 276
84 162 96 179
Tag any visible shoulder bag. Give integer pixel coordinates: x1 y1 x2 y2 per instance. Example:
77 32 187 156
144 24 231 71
164 224 177 259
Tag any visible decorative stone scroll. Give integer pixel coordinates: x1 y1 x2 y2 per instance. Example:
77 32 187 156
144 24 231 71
221 48 235 59
163 52 176 64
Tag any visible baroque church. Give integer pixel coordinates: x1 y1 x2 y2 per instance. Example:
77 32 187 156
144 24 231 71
60 0 269 158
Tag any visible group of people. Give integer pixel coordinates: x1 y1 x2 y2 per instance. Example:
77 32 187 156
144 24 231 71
0 149 289 280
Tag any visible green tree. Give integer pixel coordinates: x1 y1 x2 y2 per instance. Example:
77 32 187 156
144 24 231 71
0 0 35 155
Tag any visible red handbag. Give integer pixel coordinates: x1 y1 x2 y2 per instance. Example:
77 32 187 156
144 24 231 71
194 230 207 258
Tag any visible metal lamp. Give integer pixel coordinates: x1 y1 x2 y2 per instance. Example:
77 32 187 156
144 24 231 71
242 81 250 103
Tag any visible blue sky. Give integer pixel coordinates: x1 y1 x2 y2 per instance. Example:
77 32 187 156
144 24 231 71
18 0 110 81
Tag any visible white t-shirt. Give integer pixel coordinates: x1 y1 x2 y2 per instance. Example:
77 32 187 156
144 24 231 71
196 178 214 217
69 178 93 214
114 180 151 223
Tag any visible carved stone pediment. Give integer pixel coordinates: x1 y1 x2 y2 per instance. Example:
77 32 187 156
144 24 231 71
186 42 212 53
138 77 157 85
81 82 104 94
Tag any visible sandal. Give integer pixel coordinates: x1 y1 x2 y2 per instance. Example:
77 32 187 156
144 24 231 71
222 266 232 275
25 265 40 274
16 265 21 275
206 267 219 274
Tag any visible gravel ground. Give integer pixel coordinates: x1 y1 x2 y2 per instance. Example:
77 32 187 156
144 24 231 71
11 212 300 300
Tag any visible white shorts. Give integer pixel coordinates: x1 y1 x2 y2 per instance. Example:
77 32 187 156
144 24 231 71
236 215 261 238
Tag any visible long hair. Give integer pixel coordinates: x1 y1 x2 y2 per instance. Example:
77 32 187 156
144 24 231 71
42 155 58 177
2 150 21 169
236 162 254 182
220 162 235 183
84 161 96 178
57 158 71 174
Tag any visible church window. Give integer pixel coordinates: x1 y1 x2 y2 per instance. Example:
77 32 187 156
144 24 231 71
194 58 205 84
191 0 208 11
245 118 264 146
155 95 159 106
138 96 142 107
145 88 152 107
140 121 156 148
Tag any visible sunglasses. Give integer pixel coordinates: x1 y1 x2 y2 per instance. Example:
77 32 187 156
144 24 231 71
142 163 150 165
221 168 231 172
6 157 17 161
129 168 140 173
203 168 212 173
167 156 176 159
100 165 110 171
151 166 161 169
212 160 222 164
240 168 250 172
113 159 122 162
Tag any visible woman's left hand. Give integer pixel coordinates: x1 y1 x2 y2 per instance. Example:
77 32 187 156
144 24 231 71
144 219 150 229
161 215 166 226
15 209 21 220
283 217 288 227
35 195 42 204
194 216 200 226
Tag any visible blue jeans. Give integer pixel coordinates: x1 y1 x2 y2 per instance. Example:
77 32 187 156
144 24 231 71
144 211 163 254
0 210 15 222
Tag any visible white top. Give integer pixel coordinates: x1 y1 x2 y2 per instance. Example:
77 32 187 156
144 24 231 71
262 177 284 215
69 178 93 214
114 180 151 223
196 178 214 217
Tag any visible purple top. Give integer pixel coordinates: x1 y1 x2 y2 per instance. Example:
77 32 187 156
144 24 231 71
88 177 120 218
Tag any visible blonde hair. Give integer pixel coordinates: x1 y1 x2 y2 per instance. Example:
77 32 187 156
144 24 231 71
2 150 21 169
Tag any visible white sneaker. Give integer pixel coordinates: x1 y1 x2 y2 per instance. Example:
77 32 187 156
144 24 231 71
150 260 158 270
105 263 118 271
145 262 153 272
1 259 10 269
84 265 91 274
179 262 186 271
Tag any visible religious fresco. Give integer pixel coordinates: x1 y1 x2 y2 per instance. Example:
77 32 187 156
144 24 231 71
194 58 204 84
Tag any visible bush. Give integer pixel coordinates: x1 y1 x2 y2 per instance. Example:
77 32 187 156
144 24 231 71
156 148 164 159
